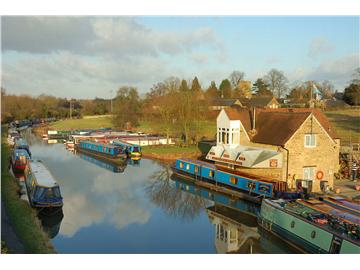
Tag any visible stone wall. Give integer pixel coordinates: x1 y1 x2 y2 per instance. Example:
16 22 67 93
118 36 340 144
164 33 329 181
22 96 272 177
284 115 340 192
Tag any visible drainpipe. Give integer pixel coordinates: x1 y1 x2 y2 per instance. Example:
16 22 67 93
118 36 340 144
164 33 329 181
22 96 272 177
252 107 256 130
281 145 290 190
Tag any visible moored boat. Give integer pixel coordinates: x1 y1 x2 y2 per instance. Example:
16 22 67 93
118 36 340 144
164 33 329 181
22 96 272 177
320 196 360 216
14 138 31 157
77 140 127 162
24 160 63 208
10 149 31 172
258 198 360 254
111 139 142 157
172 158 290 200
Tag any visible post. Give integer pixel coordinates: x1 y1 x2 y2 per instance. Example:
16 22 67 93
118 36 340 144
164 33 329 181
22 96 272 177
110 90 113 114
69 99 72 119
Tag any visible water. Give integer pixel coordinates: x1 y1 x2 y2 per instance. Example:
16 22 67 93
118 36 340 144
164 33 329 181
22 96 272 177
19 129 298 254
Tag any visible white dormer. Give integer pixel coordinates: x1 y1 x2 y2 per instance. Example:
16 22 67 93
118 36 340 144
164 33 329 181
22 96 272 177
217 109 241 148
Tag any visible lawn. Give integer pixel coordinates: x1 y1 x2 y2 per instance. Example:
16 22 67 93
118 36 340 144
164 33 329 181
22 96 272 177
325 108 360 146
49 116 114 130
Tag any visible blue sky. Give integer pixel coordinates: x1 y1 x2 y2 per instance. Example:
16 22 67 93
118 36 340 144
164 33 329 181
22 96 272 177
1 16 359 98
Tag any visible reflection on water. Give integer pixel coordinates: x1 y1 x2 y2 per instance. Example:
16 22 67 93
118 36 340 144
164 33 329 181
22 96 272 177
38 208 64 239
18 130 298 253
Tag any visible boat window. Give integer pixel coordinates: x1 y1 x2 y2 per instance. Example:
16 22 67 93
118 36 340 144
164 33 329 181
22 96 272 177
179 162 183 168
194 166 199 173
291 221 295 228
186 164 190 170
34 187 48 200
311 231 316 239
209 170 214 177
52 187 62 198
230 176 238 185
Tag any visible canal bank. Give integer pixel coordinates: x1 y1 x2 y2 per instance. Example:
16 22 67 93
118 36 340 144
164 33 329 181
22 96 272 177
1 126 55 253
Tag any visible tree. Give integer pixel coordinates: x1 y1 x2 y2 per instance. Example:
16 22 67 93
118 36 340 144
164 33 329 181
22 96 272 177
205 81 219 99
229 71 245 89
233 80 252 98
253 78 273 97
219 79 232 98
318 80 334 99
343 83 360 105
263 69 288 98
190 76 201 92
112 86 141 129
351 68 360 85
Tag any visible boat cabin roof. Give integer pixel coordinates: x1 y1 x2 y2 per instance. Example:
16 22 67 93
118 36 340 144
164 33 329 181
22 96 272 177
29 161 58 188
15 138 29 147
112 139 139 148
14 149 30 158
80 140 120 149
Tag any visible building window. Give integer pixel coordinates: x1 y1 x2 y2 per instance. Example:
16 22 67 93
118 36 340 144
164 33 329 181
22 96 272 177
304 134 316 148
232 131 240 145
303 167 315 181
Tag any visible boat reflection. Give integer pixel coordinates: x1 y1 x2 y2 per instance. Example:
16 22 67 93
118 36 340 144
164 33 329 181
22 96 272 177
37 208 64 239
77 151 128 173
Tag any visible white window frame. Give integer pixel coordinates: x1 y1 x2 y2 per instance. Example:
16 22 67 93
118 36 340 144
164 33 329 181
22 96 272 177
303 167 315 181
304 134 316 148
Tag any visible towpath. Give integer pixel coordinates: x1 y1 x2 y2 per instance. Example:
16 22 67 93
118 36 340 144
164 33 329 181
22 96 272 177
1 200 25 254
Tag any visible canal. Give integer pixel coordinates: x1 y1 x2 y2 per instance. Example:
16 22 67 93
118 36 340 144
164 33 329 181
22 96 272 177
21 129 298 254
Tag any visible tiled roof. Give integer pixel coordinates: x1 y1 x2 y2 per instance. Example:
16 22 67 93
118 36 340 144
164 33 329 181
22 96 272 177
223 107 339 146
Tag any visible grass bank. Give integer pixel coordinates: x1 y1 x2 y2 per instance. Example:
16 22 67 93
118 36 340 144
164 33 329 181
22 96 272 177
49 116 114 130
1 126 55 253
142 145 200 162
325 109 360 145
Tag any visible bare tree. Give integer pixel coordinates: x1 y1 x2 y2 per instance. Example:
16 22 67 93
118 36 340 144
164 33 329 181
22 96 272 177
263 69 289 98
229 71 245 89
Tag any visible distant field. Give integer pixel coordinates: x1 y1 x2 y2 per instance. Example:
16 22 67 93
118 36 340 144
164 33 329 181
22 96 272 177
49 116 114 130
49 109 359 146
325 109 360 145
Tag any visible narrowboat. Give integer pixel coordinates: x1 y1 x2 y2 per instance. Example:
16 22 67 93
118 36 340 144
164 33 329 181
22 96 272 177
111 139 142 158
78 152 127 173
77 140 127 162
14 138 31 157
172 158 289 200
24 160 63 208
320 196 360 216
7 130 21 146
10 149 31 172
258 199 360 254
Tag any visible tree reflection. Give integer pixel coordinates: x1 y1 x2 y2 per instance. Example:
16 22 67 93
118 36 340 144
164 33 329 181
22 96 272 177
145 163 210 221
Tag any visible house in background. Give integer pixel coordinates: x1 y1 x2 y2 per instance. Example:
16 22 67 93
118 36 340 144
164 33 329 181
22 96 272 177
206 107 340 192
209 96 279 111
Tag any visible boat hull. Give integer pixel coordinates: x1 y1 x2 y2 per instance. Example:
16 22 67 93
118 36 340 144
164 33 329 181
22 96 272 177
77 147 127 164
258 200 360 254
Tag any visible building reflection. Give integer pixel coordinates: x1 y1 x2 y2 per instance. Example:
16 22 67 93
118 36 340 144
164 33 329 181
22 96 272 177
206 204 262 254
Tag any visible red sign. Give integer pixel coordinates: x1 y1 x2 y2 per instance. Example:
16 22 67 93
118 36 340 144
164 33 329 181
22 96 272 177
270 159 278 168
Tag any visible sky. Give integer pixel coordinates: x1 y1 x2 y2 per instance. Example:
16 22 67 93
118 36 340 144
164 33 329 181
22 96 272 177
1 16 359 99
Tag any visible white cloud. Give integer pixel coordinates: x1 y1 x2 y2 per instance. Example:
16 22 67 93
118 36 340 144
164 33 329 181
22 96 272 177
308 37 334 59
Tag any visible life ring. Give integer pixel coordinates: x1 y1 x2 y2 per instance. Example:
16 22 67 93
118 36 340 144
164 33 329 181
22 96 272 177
316 171 324 180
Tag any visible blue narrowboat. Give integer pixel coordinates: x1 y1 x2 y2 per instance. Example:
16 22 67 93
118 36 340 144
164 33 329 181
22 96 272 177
14 138 31 157
24 160 63 208
172 158 287 199
10 148 31 172
111 139 142 158
77 140 127 161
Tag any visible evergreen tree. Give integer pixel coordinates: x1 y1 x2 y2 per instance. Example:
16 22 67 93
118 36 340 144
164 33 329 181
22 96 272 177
253 78 273 96
219 79 232 98
191 76 201 92
205 81 219 98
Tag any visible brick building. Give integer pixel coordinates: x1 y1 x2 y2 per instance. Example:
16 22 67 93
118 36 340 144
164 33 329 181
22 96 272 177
206 107 340 192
